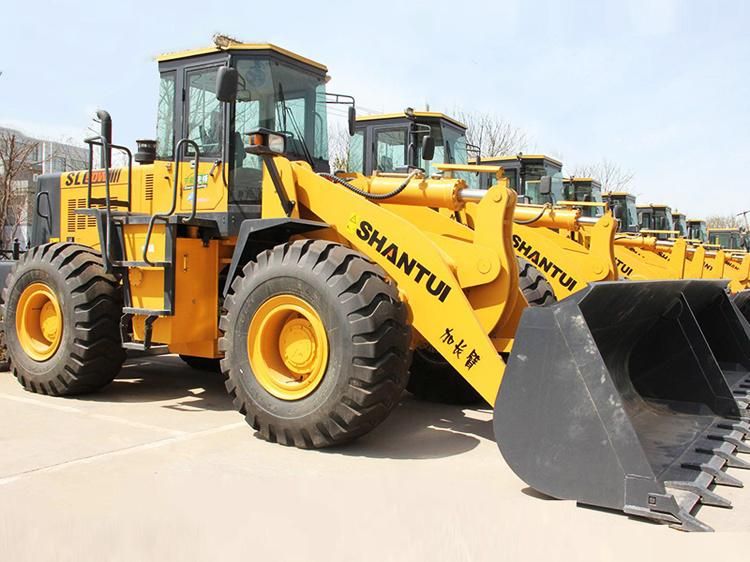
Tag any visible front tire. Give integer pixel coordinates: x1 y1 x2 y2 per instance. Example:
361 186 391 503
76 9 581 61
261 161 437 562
219 240 411 448
2 243 125 395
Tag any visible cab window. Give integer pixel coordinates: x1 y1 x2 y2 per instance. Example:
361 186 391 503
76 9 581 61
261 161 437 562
347 130 364 172
374 128 407 172
185 66 223 158
156 72 175 159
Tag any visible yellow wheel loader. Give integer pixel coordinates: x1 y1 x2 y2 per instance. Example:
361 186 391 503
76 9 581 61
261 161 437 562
351 111 750 419
2 44 749 532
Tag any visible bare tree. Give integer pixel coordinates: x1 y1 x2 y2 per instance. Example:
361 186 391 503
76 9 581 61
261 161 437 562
328 121 352 172
0 130 38 249
706 215 741 228
571 159 634 192
452 109 528 157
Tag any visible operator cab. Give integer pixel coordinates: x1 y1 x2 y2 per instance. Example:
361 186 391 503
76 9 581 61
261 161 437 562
708 228 747 251
637 204 674 240
154 41 336 222
671 212 688 238
687 219 708 243
478 155 564 205
348 110 475 186
603 192 639 233
562 177 604 218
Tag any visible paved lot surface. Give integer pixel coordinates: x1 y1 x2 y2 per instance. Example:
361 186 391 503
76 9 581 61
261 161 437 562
1 355 749 561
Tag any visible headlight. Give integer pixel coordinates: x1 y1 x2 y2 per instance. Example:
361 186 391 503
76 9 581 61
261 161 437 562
267 133 286 154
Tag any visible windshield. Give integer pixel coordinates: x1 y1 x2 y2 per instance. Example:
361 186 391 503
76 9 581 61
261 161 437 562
525 173 564 205
688 222 707 242
710 231 740 249
233 57 328 168
624 198 638 231
564 182 604 218
433 123 478 189
640 208 673 232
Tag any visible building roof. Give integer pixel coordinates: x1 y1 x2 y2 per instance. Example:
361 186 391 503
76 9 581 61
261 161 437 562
156 43 327 71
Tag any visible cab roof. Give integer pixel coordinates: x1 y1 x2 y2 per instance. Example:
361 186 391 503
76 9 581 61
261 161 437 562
478 154 563 167
563 177 602 187
155 43 328 72
708 228 740 232
603 191 635 197
637 204 671 209
355 112 467 130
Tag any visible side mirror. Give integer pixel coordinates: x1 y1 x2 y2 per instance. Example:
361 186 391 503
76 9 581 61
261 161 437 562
348 105 356 136
216 67 239 102
422 135 435 161
539 175 552 195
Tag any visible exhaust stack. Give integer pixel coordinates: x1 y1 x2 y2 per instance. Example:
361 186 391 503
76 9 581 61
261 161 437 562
96 109 112 168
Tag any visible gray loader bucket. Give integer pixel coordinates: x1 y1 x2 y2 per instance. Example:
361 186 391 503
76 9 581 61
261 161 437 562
495 281 750 532
681 283 750 410
734 289 750 325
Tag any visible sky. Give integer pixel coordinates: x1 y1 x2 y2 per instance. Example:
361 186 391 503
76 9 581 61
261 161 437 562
0 0 748 218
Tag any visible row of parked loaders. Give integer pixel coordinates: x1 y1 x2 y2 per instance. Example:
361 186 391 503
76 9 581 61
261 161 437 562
2 38 750 532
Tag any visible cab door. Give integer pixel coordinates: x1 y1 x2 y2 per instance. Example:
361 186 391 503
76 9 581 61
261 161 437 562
178 63 228 214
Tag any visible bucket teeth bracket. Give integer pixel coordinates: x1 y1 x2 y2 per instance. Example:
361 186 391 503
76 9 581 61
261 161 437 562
695 463 743 487
710 432 750 453
665 481 731 508
712 449 750 469
718 420 750 438
669 511 715 533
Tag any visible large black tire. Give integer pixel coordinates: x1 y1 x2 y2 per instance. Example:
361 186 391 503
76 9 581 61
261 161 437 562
0 321 7 371
219 240 411 448
179 354 221 373
406 257 557 405
2 243 125 395
517 257 556 306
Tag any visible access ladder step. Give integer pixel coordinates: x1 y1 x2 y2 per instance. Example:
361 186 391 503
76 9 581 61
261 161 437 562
122 307 171 316
122 343 170 353
113 260 172 268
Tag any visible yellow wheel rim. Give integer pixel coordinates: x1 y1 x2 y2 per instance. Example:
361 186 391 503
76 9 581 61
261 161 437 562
248 294 329 400
16 282 63 361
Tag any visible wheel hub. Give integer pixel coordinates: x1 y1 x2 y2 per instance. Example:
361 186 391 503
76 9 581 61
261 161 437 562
247 294 329 400
279 318 318 374
16 282 63 361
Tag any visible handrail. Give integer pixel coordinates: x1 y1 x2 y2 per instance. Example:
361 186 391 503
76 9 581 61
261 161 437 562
142 138 200 266
83 136 133 272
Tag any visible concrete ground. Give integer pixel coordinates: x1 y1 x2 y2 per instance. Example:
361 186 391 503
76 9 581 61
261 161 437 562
1 355 749 561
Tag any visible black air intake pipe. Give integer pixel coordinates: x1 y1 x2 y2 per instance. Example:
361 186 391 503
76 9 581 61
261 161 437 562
96 110 112 168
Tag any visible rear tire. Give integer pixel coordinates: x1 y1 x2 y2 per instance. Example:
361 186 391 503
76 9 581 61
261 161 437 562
219 240 411 448
179 354 221 373
2 243 125 395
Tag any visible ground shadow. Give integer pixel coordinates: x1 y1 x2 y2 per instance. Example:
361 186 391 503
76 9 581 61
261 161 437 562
79 355 231 412
81 355 496 460
322 397 494 461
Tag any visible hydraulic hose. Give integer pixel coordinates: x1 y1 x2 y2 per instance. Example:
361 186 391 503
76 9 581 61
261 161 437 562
514 203 552 225
320 170 419 200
